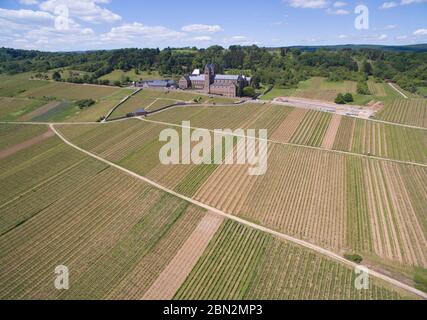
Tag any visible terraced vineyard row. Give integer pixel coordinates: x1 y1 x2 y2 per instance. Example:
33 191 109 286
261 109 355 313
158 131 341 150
57 121 427 272
333 118 427 164
375 98 427 128
0 155 209 299
175 221 413 300
291 111 332 147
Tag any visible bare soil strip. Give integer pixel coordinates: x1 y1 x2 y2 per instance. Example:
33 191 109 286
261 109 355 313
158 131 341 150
321 114 342 150
0 129 55 160
270 108 308 143
142 213 223 300
18 101 61 121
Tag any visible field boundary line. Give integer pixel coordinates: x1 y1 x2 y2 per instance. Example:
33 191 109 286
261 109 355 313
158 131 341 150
388 83 408 99
49 123 427 299
138 118 427 168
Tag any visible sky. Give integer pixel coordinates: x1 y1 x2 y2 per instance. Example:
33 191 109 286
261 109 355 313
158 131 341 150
0 0 426 51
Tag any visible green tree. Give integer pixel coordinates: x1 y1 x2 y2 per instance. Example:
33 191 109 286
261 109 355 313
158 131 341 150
343 93 354 103
335 93 346 104
52 71 61 81
243 86 256 97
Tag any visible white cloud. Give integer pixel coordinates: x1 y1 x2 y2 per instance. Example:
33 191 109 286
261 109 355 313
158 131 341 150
102 22 184 43
333 1 347 7
181 24 223 33
385 24 397 30
381 0 427 9
19 0 39 5
284 0 330 9
192 36 212 41
380 2 398 9
39 0 121 24
396 35 409 39
401 0 427 4
0 8 54 25
326 8 349 14
362 34 388 41
413 28 427 36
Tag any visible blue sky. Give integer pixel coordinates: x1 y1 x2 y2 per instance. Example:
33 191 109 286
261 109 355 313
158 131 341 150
0 0 426 51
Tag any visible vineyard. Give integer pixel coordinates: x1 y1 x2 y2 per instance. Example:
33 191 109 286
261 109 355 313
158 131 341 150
368 80 386 97
175 221 414 300
109 89 238 119
20 82 122 100
375 98 427 128
0 97 46 121
0 118 425 299
55 119 427 274
333 117 427 164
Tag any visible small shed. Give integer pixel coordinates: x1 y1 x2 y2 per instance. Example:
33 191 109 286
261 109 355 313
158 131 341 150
135 108 147 116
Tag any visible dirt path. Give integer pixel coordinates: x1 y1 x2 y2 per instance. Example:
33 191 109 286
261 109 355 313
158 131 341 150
49 124 427 299
321 114 341 150
0 129 55 160
388 83 408 99
142 213 223 300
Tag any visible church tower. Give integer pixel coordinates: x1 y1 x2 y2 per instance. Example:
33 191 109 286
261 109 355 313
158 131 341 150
204 64 215 94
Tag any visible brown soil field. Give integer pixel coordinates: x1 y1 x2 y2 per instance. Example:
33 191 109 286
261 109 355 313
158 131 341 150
0 128 55 160
321 114 342 150
142 213 223 300
270 108 308 143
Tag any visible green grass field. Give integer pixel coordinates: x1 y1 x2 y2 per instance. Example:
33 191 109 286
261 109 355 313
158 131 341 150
99 69 165 82
109 89 238 119
261 77 365 103
0 97 47 121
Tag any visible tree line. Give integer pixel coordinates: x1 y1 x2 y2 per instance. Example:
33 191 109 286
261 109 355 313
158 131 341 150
0 45 426 93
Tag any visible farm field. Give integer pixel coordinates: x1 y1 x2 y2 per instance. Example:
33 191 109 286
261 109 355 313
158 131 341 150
0 123 209 299
2 122 420 300
375 98 427 128
99 69 166 82
0 97 47 121
0 73 50 97
109 89 239 119
20 82 122 101
332 116 427 164
149 104 427 164
175 220 414 300
261 77 365 103
56 120 427 280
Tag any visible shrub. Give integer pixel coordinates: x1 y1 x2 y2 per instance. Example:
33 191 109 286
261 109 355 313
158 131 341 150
357 82 371 95
344 253 363 264
343 93 354 103
335 93 346 104
243 86 256 97
76 99 96 109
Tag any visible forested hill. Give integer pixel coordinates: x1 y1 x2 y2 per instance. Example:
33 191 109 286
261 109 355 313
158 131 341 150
282 44 427 53
1 45 426 93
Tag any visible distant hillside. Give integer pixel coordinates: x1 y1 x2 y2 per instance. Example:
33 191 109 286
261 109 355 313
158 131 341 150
280 44 427 53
